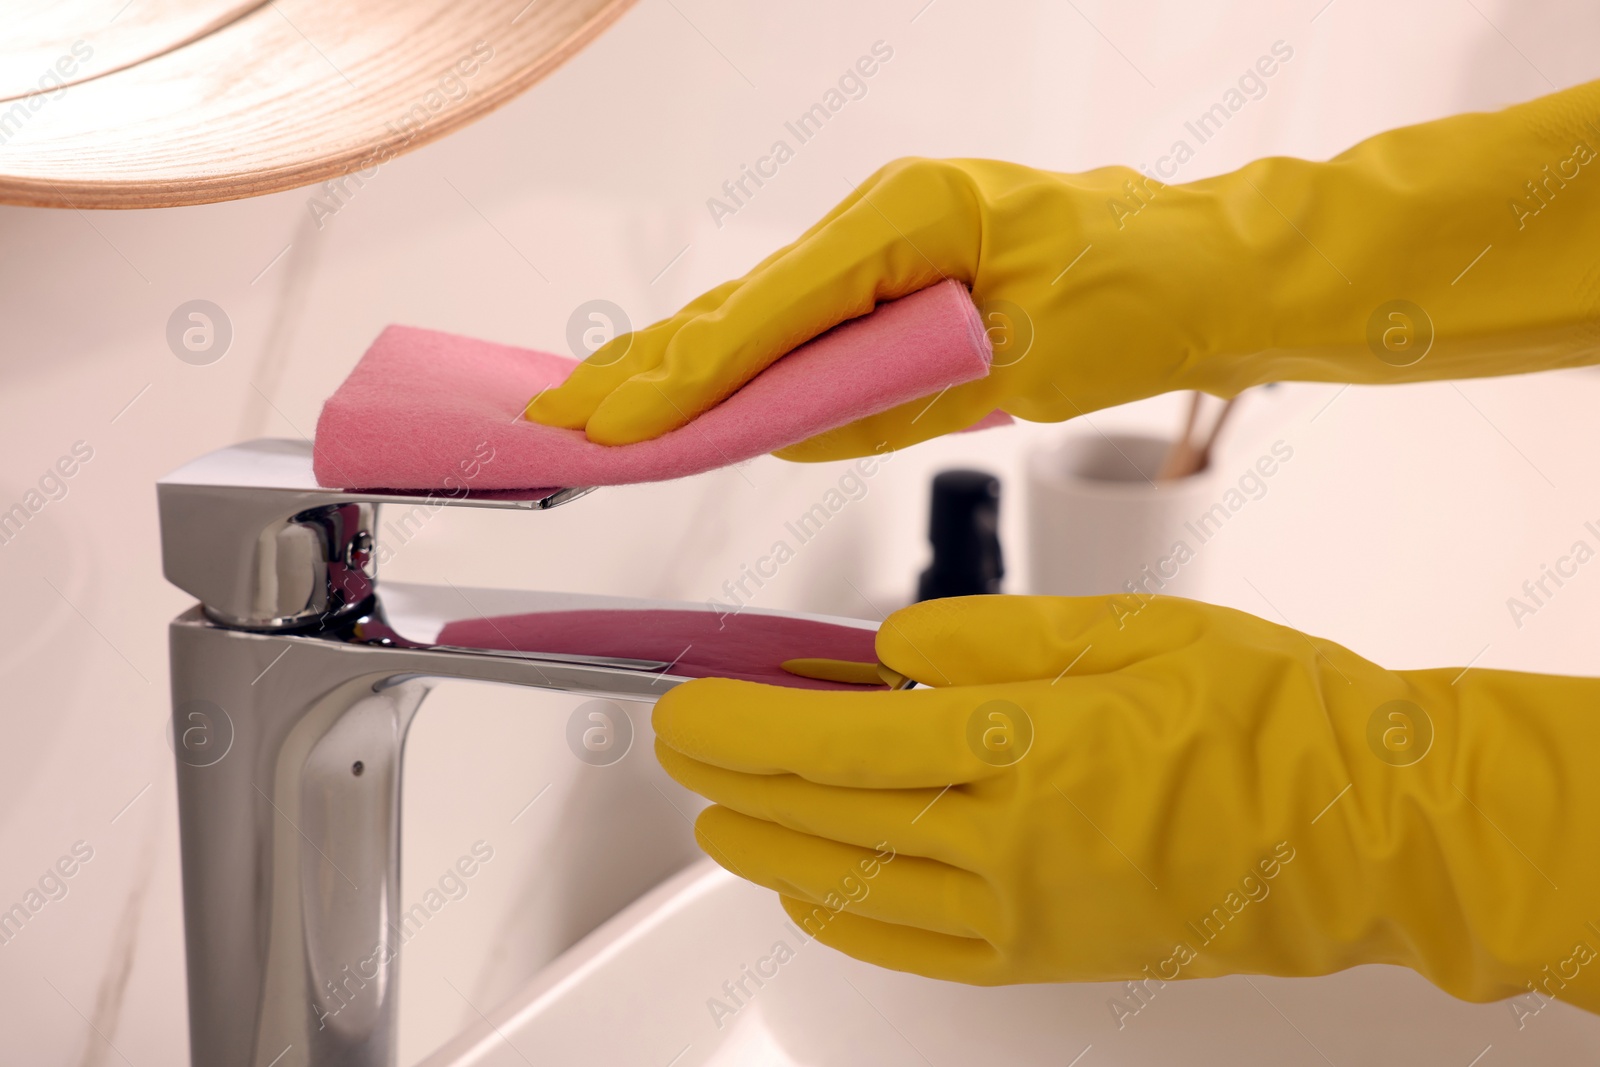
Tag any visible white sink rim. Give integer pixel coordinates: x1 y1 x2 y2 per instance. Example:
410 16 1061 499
417 858 729 1067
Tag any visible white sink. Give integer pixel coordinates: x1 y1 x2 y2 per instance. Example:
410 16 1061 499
419 859 1600 1066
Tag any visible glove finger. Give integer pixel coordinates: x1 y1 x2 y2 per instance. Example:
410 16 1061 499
657 742 986 872
652 677 1005 787
772 382 1002 463
528 164 898 434
523 326 662 428
585 166 976 446
777 894 1001 984
697 806 1000 942
525 278 744 428
876 594 1211 687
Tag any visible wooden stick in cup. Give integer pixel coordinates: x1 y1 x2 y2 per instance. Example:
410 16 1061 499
1158 393 1240 481
1157 392 1206 481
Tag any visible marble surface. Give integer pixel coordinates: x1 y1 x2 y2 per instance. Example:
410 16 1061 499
0 0 1597 1063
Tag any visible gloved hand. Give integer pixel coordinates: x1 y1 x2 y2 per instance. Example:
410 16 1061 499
654 594 1600 1012
532 80 1600 460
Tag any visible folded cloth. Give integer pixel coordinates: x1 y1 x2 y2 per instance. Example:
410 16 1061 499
312 279 1000 491
436 608 881 690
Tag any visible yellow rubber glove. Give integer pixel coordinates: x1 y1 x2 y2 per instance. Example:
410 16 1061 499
654 595 1600 1014
531 80 1600 459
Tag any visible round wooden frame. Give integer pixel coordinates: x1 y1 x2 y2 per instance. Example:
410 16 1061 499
0 0 636 208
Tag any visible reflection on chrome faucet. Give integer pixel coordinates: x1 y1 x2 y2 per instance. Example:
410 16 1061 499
158 439 893 1067
314 841 497 1033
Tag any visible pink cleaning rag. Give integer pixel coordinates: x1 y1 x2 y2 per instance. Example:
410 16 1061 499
312 280 1003 491
437 608 881 690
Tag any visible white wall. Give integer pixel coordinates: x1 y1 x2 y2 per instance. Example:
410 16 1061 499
0 0 1597 1063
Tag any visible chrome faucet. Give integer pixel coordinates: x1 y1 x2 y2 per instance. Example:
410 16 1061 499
159 439 884 1067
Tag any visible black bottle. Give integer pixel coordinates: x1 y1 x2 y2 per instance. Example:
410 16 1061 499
916 470 1003 602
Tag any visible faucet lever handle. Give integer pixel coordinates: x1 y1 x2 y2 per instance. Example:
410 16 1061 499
158 437 592 509
157 439 593 629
